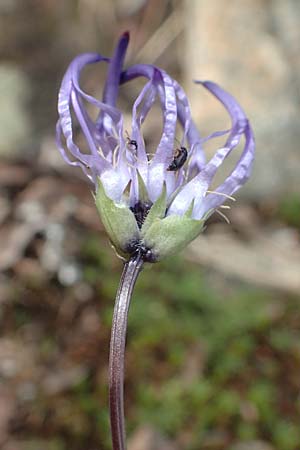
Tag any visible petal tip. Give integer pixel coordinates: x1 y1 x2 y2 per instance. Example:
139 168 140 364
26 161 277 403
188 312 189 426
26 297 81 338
120 31 130 45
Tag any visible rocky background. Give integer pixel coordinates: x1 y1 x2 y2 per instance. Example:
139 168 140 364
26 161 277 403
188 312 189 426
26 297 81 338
1 1 300 450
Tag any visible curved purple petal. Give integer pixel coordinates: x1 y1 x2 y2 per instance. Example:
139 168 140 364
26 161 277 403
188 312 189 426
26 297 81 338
171 79 191 143
55 120 94 181
96 32 130 140
122 66 188 149
121 64 177 164
199 121 255 216
69 54 124 152
102 32 130 107
191 80 254 219
70 55 122 124
58 54 112 174
200 128 231 143
121 65 199 161
56 34 254 225
57 52 131 185
121 64 191 201
131 78 156 169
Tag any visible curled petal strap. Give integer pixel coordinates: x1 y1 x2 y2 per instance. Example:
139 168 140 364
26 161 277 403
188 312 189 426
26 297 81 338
200 122 255 215
97 32 130 137
70 54 124 152
131 78 156 167
55 120 93 181
195 80 248 179
121 64 177 164
120 64 179 200
102 32 130 107
192 81 254 218
57 55 105 176
58 54 116 175
151 69 177 165
70 54 122 124
172 80 191 143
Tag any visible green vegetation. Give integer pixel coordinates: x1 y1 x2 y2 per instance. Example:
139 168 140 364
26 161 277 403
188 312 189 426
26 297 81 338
78 236 300 449
5 233 300 450
278 193 300 227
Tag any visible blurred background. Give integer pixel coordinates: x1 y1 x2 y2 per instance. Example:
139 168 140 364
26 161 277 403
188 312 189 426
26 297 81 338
1 1 300 449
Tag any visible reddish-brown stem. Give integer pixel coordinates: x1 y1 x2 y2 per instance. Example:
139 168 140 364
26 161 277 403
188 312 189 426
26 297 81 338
109 253 143 450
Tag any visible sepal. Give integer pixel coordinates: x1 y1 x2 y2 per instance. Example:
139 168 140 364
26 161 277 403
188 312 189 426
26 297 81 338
95 178 140 255
140 183 167 235
141 213 204 261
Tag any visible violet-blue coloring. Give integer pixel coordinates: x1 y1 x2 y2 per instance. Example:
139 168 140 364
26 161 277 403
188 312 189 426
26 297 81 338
56 32 255 262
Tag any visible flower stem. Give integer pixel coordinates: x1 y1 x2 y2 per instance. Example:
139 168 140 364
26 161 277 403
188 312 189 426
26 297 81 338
109 253 144 450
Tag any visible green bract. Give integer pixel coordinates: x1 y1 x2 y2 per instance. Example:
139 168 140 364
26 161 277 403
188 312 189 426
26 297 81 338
141 213 205 261
95 179 140 257
95 179 205 262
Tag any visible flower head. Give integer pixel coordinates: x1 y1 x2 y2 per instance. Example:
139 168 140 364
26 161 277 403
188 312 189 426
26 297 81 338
56 32 255 262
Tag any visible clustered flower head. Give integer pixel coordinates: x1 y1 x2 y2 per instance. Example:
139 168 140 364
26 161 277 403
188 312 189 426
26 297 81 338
56 32 254 263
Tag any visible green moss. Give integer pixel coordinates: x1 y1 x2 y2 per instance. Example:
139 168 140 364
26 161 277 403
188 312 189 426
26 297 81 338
237 422 258 440
273 421 300 450
23 440 65 450
278 193 300 227
248 381 278 427
12 231 300 449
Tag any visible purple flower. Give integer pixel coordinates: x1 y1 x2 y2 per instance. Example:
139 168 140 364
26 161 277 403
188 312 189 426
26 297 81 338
56 32 255 262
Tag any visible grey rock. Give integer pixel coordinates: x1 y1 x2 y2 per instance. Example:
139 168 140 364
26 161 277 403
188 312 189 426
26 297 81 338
0 64 32 157
183 0 300 199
